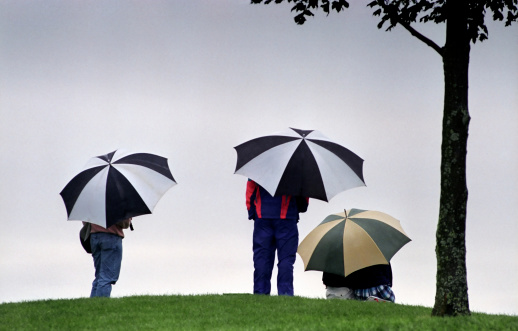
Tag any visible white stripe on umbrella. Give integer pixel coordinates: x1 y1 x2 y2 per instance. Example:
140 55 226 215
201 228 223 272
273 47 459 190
113 163 175 213
68 167 109 227
306 140 366 201
234 139 301 196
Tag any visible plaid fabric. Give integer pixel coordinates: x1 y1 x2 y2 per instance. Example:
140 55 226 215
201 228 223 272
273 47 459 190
354 285 395 302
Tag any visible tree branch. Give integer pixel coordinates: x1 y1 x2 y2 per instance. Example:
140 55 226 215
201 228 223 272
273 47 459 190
397 20 444 56
371 0 444 56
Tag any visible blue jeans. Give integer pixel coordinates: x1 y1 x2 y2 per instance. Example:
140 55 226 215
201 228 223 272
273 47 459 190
90 233 123 297
253 218 298 296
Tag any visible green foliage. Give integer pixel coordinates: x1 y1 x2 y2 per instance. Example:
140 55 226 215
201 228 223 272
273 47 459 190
251 0 350 25
1 294 517 330
251 0 518 44
367 0 518 43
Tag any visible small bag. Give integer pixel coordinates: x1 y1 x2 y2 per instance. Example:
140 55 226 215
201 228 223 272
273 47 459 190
296 196 309 213
80 222 92 254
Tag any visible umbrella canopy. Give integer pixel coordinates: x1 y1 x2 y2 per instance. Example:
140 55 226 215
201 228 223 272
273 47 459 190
60 150 176 228
234 127 365 202
297 208 411 278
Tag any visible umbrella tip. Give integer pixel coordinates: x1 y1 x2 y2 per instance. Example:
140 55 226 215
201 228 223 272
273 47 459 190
344 209 348 219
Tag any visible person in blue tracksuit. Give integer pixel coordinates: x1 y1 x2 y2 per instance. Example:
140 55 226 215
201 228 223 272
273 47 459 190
246 179 309 296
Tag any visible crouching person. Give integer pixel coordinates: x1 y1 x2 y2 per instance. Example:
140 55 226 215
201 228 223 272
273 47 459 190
323 264 395 302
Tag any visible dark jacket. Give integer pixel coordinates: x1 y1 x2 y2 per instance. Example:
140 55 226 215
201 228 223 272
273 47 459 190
322 264 393 289
246 180 308 220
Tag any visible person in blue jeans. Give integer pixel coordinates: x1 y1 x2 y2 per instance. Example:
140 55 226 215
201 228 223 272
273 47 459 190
88 218 132 297
246 180 308 296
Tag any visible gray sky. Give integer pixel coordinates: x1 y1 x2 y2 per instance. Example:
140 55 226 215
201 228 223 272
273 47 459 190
1 1 516 315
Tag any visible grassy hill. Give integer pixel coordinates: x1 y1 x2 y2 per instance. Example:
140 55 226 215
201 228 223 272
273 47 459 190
1 294 517 330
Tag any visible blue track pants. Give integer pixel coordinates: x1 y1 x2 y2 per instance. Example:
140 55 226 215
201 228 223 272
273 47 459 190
253 218 298 296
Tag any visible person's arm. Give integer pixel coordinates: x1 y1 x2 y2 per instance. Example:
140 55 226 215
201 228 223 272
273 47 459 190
117 218 132 229
246 180 257 220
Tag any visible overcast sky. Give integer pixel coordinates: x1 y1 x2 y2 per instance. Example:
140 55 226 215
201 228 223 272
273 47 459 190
1 1 516 315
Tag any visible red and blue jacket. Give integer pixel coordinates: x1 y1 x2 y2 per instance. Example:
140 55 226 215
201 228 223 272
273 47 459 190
246 180 309 220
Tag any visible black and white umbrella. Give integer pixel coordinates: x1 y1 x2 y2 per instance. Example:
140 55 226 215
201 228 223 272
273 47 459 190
60 150 177 228
234 128 365 202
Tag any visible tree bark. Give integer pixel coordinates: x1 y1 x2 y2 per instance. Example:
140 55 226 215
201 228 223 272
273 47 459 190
432 0 471 316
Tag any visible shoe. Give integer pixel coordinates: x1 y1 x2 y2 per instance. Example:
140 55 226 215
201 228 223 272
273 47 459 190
367 296 392 303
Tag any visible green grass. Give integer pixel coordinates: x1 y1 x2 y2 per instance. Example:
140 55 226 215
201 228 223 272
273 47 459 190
1 294 517 330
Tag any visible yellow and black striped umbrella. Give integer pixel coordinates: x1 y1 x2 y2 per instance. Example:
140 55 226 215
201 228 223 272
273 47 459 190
298 208 411 278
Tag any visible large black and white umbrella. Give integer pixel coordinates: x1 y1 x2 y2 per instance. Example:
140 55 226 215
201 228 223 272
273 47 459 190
60 150 176 228
234 128 365 201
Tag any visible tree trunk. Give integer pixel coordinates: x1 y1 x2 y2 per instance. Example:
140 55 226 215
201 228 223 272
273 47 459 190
432 0 471 317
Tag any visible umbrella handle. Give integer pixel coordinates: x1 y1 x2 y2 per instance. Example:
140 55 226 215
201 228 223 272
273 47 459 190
130 223 134 231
